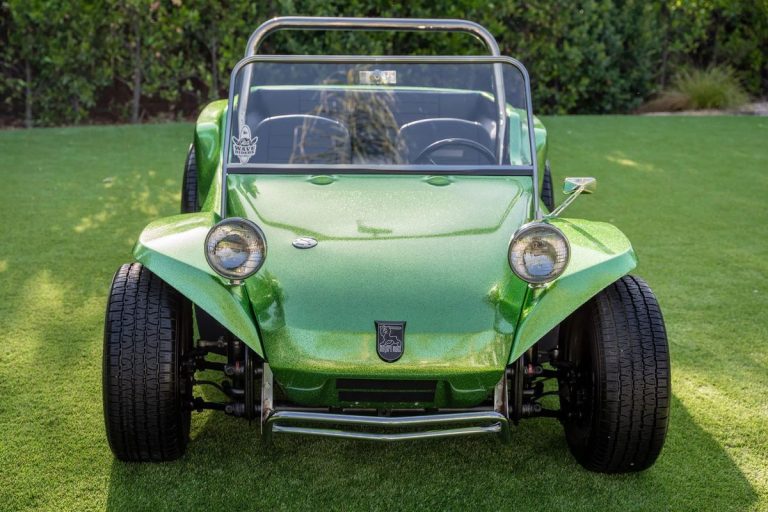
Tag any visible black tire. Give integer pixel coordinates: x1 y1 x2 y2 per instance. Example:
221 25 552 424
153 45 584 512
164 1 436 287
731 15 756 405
558 275 670 473
181 144 198 213
103 263 193 462
541 161 555 211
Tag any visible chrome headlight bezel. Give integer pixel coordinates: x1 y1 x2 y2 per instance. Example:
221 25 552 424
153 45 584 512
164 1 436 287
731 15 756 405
204 218 267 281
508 222 570 285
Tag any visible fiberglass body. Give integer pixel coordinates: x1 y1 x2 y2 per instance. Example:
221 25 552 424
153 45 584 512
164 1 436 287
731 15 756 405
133 74 636 410
106 17 669 474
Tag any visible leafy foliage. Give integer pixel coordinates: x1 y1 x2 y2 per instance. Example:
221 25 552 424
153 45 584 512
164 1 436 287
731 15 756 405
0 0 765 125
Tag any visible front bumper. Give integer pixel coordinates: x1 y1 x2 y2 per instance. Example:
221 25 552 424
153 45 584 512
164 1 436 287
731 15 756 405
261 363 511 443
264 410 510 443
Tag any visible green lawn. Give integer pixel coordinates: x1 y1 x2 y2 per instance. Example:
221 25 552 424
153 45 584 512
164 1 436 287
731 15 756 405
0 116 766 511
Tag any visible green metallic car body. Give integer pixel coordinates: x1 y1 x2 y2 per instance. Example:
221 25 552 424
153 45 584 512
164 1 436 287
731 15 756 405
135 98 635 408
104 17 669 473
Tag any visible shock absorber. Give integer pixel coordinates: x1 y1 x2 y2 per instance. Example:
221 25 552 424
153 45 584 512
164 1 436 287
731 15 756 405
183 337 264 419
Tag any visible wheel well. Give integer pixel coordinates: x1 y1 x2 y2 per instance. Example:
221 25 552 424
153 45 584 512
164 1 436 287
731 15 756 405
194 304 231 342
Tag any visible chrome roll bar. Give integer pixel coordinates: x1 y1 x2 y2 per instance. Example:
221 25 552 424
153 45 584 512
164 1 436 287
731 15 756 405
235 17 507 166
244 17 501 57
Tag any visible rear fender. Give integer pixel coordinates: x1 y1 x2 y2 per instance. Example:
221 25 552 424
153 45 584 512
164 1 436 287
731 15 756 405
132 212 265 357
193 100 226 212
508 218 637 363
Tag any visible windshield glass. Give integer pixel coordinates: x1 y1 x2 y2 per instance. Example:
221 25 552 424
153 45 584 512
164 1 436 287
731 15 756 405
227 58 532 169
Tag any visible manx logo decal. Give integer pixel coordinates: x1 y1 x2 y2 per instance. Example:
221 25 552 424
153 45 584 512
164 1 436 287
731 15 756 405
375 321 405 363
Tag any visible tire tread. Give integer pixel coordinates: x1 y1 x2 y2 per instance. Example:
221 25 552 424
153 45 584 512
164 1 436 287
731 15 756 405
565 275 670 473
181 144 198 213
103 263 189 462
541 162 555 211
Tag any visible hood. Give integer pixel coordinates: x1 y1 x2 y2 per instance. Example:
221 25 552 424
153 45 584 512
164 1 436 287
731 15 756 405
228 173 533 406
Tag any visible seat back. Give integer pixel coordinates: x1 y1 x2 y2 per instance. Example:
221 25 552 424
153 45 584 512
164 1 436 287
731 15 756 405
252 115 351 164
397 118 494 164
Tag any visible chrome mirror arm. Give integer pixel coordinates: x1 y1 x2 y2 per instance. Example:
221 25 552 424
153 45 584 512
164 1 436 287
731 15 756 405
546 188 585 218
545 177 596 219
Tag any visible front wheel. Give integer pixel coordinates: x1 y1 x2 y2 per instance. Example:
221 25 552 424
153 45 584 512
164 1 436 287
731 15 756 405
557 275 670 473
103 263 193 461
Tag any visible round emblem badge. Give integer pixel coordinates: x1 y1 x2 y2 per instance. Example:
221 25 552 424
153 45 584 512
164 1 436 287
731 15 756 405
292 237 318 249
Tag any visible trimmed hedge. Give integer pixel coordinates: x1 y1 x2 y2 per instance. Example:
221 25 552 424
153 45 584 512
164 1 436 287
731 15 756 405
1 0 765 126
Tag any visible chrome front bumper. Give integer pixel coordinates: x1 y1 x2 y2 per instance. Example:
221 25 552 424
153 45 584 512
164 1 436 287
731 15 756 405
260 364 511 444
264 410 510 444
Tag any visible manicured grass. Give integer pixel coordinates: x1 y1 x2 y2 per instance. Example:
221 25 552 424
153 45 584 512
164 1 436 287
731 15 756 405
0 116 766 511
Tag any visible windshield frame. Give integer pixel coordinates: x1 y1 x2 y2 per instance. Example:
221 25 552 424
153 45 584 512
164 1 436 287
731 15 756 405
222 55 539 215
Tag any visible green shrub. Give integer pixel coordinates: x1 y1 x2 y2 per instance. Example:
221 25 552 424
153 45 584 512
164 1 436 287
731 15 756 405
0 0 765 125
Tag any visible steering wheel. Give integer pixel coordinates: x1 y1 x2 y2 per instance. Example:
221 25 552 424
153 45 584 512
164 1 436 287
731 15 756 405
414 138 496 165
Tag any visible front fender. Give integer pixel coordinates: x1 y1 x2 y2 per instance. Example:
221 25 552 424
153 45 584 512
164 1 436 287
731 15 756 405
132 212 265 357
509 218 637 363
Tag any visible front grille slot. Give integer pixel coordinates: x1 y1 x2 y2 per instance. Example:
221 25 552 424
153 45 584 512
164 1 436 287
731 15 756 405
336 379 437 403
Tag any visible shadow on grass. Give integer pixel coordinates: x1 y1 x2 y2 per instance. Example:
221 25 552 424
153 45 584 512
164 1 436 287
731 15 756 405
0 166 181 366
105 395 757 512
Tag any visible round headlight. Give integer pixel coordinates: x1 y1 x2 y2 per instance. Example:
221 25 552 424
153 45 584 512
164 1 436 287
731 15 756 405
205 218 267 280
508 223 570 285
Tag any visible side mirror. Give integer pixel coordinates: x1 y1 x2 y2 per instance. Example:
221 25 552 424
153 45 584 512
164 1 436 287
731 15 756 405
563 177 597 195
546 177 597 218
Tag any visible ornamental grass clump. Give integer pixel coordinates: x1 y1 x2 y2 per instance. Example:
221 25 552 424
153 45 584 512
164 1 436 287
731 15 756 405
673 66 749 109
640 66 749 112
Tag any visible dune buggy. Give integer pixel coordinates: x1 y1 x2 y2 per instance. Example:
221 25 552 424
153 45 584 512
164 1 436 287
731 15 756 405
103 17 670 473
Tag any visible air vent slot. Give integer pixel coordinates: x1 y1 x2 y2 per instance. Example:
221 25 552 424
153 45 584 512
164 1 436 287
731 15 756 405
336 379 437 403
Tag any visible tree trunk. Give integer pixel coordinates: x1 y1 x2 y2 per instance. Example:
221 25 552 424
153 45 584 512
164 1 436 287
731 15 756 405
131 19 142 123
71 96 81 124
210 37 219 99
658 4 670 89
24 60 32 128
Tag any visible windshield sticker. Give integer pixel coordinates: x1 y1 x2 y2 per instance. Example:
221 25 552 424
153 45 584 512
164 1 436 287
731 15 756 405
232 125 258 163
358 69 396 85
